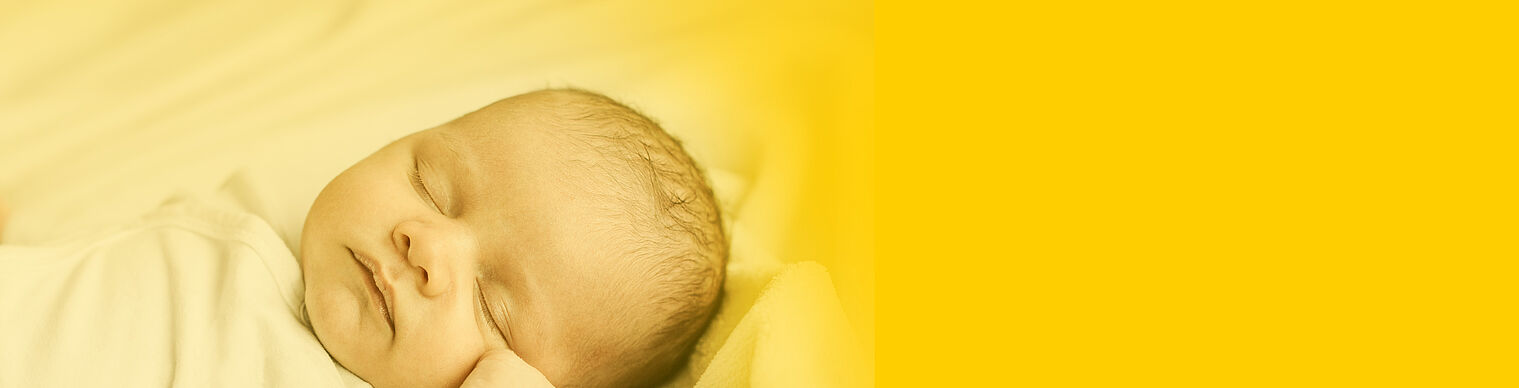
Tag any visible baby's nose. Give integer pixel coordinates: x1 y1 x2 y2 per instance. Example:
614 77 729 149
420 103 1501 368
391 220 474 296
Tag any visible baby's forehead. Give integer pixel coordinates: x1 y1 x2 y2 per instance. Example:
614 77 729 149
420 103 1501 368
435 109 611 164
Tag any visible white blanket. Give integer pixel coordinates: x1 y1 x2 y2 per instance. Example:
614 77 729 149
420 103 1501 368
0 196 356 388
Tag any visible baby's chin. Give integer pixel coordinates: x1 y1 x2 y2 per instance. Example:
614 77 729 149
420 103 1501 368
304 291 477 388
300 251 381 378
304 284 362 355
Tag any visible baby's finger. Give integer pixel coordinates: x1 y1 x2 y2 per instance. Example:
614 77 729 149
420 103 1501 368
460 349 554 388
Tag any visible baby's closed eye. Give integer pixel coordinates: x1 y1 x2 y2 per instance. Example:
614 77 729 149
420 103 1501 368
409 159 445 214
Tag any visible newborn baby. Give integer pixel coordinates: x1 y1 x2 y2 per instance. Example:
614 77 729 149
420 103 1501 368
0 89 726 388
302 89 727 387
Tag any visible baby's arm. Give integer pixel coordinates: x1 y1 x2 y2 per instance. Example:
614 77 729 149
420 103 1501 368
460 349 554 388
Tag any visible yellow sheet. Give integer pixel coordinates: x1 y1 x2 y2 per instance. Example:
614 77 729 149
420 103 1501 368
0 1 872 386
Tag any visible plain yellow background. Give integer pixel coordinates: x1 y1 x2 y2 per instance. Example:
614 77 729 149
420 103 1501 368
879 1 1515 386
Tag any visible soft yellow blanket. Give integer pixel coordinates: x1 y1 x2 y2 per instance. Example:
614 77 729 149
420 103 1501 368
0 1 872 386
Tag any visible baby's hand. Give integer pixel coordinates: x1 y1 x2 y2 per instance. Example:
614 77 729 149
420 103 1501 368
461 349 554 388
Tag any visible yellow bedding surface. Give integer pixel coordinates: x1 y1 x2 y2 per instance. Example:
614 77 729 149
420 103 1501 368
0 1 872 386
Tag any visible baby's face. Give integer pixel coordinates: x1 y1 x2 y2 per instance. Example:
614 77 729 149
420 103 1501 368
301 96 644 387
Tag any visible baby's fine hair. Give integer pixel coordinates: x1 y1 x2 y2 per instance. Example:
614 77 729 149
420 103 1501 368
534 88 727 387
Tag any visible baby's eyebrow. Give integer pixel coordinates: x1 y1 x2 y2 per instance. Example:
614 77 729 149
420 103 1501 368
420 131 473 215
437 131 466 161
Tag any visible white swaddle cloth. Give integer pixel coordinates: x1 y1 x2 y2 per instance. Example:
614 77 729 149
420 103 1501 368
0 193 362 387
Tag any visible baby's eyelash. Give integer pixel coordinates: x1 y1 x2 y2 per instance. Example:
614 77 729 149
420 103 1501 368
409 160 443 213
409 168 427 194
477 283 508 342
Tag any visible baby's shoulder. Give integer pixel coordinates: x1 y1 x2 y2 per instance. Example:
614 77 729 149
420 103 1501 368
139 195 288 253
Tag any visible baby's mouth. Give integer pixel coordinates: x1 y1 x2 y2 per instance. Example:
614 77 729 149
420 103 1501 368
349 247 395 331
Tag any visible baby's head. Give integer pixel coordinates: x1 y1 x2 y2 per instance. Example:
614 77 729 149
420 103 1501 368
300 89 726 388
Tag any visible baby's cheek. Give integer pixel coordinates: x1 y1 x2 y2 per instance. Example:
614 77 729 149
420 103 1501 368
389 309 488 388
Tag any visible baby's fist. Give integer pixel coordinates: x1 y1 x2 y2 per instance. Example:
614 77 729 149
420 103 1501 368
461 349 554 388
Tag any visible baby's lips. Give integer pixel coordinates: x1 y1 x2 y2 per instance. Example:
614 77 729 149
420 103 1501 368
352 246 397 329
